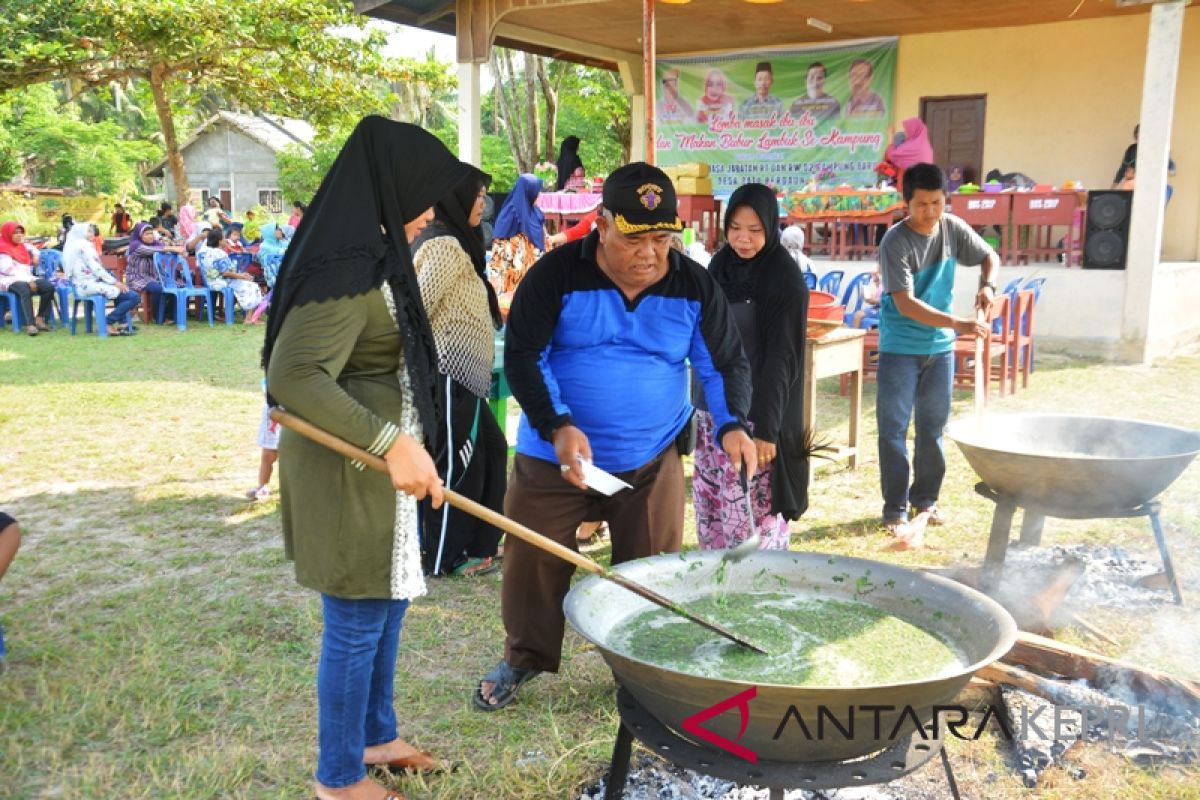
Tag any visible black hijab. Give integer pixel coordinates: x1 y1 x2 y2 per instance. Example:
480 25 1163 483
708 182 811 520
262 115 472 441
709 183 785 302
555 135 584 191
413 164 503 329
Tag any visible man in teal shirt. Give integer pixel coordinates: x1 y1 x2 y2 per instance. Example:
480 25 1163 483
876 162 998 538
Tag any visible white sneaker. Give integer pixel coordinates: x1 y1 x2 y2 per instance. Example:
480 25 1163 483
246 486 271 501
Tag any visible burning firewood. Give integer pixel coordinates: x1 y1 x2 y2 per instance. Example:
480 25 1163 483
1002 631 1200 718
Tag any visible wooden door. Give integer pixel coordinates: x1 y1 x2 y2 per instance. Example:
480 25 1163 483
921 96 986 184
219 189 233 215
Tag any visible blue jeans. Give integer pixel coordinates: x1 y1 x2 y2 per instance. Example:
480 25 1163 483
316 594 410 788
106 290 141 326
875 351 953 522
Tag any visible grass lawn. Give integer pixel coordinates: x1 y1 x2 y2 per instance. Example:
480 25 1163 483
1 322 1198 799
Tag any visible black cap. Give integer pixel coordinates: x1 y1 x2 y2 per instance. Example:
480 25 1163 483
602 162 683 234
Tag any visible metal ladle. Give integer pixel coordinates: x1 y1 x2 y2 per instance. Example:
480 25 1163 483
721 465 761 563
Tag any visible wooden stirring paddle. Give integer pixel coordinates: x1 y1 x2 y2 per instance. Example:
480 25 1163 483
269 408 770 655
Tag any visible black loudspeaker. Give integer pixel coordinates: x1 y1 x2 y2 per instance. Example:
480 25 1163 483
1082 190 1132 270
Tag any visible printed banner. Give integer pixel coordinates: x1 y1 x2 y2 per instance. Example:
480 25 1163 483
656 39 897 197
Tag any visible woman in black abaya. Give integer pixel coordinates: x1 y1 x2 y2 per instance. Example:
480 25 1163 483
692 183 811 551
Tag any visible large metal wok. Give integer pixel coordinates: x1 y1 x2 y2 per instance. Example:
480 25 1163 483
947 413 1200 516
564 551 1016 763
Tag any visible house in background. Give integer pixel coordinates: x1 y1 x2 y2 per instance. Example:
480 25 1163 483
144 111 315 216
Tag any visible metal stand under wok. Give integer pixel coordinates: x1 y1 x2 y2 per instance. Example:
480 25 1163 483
974 482 1183 604
603 687 960 800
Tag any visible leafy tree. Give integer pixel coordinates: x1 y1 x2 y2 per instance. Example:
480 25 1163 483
0 0 411 206
0 83 157 193
276 134 348 205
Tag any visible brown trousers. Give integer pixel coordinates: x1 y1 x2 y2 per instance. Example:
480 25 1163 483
502 447 684 672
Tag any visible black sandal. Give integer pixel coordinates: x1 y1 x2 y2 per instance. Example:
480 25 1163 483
472 660 541 712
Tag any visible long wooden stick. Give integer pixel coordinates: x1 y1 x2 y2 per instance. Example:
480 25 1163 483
269 408 769 654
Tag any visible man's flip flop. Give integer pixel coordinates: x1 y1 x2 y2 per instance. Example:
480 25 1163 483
472 660 541 712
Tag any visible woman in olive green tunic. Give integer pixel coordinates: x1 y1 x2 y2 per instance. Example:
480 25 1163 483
263 116 470 800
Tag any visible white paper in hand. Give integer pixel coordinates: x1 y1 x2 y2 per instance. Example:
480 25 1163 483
579 460 632 496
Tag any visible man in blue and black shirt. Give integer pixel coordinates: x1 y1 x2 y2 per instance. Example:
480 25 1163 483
474 163 755 711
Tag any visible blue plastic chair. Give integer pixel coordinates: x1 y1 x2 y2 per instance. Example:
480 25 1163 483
818 269 844 297
1001 276 1023 295
35 249 66 328
155 252 213 330
69 292 111 337
803 271 817 290
199 252 250 325
1021 276 1046 305
0 292 22 332
1019 276 1046 370
840 272 879 328
2 250 64 332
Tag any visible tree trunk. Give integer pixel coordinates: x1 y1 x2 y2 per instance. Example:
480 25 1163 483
492 49 530 173
148 62 189 207
536 58 559 164
522 52 540 170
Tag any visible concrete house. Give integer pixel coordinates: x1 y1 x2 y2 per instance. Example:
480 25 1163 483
145 111 316 216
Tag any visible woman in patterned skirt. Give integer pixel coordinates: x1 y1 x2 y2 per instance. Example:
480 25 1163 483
692 183 810 551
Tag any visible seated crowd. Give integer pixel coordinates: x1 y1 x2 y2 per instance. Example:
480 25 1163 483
0 200 298 336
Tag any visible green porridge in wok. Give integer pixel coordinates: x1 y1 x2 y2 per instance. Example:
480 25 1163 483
607 592 966 686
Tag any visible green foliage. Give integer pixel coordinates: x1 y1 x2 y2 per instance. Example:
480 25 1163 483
275 131 350 206
0 0 402 127
557 66 630 176
482 135 519 192
0 83 157 194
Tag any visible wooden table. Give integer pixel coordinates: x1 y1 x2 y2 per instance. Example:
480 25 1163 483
786 190 905 260
804 326 866 469
1010 191 1081 264
949 192 1012 263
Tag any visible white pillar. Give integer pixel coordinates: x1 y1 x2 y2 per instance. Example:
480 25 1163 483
457 61 482 167
1121 0 1184 364
630 95 647 163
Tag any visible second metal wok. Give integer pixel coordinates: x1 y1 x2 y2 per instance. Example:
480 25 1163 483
947 413 1200 516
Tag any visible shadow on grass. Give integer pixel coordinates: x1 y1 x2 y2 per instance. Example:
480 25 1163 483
799 515 885 543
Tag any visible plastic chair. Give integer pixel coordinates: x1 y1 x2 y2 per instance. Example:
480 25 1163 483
35 249 66 328
0 292 22 332
803 271 817 290
1001 276 1023 295
200 252 249 325
155 252 213 330
818 270 844 297
1021 276 1046 304
69 292 111 337
839 272 877 328
1019 276 1045 370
